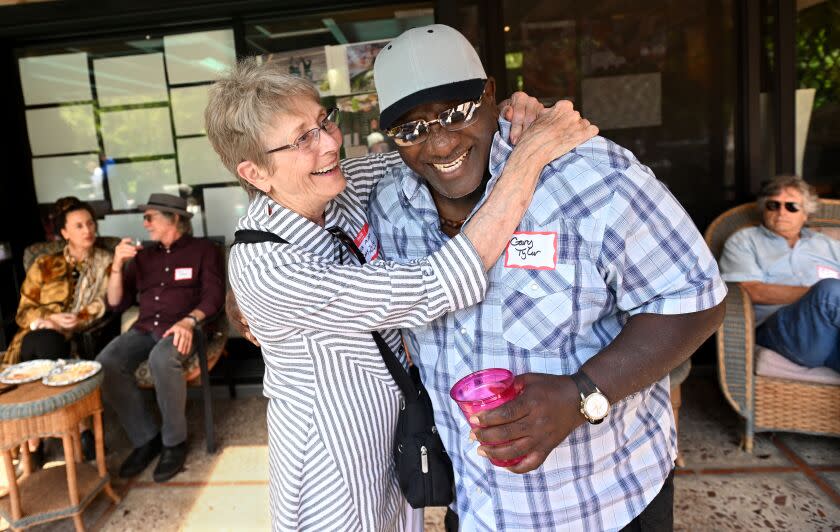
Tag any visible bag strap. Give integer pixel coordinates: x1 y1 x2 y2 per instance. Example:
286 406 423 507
233 229 289 246
233 227 418 400
372 331 418 401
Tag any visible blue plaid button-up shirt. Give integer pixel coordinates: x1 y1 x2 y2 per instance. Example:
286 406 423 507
368 119 726 531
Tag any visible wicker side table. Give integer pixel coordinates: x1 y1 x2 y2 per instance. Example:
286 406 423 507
0 372 119 531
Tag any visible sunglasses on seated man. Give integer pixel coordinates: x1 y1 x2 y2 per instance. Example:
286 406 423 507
265 108 340 154
385 91 484 147
765 200 801 213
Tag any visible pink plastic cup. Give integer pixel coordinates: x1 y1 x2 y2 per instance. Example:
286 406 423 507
450 368 524 467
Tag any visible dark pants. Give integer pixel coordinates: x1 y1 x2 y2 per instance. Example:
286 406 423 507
444 469 675 532
19 329 69 361
620 469 675 532
96 329 188 448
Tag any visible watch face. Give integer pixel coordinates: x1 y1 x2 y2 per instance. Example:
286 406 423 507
583 393 610 420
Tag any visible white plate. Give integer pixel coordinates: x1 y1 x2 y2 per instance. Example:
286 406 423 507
42 360 102 387
0 359 57 384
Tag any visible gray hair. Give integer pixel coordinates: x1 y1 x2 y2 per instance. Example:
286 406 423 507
205 56 321 198
758 175 819 215
160 212 193 236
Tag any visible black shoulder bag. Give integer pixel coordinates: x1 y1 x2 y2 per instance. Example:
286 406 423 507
232 229 454 508
371 333 455 508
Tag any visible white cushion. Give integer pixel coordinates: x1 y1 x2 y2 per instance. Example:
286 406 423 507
120 305 139 333
755 346 840 385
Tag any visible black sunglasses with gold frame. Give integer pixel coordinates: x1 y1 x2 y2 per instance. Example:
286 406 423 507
764 200 802 213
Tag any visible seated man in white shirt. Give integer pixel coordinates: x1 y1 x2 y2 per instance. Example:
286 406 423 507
719 174 840 372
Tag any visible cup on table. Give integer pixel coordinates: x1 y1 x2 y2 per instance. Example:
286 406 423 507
450 368 525 467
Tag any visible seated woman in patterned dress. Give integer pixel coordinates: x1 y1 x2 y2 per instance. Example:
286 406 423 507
205 58 594 531
5 196 112 364
4 196 112 464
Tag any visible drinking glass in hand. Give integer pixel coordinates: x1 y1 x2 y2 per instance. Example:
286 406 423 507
450 368 525 467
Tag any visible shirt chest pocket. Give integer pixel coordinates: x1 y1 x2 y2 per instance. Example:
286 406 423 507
501 263 576 351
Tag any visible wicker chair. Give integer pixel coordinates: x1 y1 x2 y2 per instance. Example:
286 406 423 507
704 198 840 452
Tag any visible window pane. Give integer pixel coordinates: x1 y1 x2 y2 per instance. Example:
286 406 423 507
797 1 840 196
261 46 331 96
107 159 178 210
98 213 146 241
203 186 249 244
581 73 661 130
100 107 174 158
171 85 211 136
16 28 234 241
501 0 738 227
164 29 237 85
177 136 232 185
243 3 433 158
18 52 92 105
25 105 99 156
93 53 168 106
32 154 104 203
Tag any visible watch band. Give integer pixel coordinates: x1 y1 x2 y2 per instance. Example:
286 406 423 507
185 314 199 325
571 369 610 425
570 369 600 398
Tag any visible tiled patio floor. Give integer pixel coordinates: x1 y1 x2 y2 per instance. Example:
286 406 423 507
1 375 838 531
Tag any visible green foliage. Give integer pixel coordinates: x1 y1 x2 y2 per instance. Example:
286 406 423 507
505 52 523 70
797 1 840 109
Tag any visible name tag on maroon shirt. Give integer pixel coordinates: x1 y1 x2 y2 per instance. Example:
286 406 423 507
174 267 193 281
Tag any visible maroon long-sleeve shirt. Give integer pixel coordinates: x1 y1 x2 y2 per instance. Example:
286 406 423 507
109 235 224 337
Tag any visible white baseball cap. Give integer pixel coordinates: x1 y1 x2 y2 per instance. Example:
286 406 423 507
374 24 487 130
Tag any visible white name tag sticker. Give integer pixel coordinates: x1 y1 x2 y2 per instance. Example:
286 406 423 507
504 232 557 270
816 265 840 280
174 267 193 281
354 223 379 262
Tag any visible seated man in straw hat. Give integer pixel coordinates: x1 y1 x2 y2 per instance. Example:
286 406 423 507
97 193 224 482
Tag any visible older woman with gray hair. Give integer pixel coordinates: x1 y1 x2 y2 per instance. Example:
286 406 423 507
719 174 840 372
205 56 595 531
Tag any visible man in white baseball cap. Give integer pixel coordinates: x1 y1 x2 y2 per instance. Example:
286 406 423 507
368 24 726 531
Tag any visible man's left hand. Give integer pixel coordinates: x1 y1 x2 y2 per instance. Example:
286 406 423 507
469 373 584 474
500 91 544 145
163 318 195 355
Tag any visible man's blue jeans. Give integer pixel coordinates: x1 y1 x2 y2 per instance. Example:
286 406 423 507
756 278 840 372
